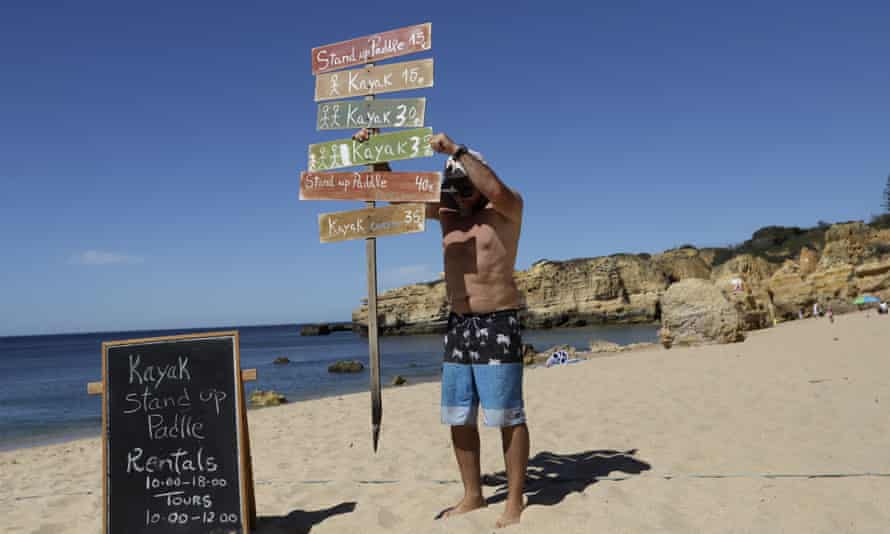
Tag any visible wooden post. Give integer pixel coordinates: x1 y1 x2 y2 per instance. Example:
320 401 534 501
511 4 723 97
365 89 383 453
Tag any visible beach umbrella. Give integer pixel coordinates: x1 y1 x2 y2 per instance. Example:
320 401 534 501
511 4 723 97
853 295 880 304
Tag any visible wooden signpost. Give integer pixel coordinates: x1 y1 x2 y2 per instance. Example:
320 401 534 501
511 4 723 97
312 22 431 74
300 170 440 201
317 97 426 130
308 127 433 171
318 203 426 243
314 58 434 102
87 331 257 534
305 24 435 452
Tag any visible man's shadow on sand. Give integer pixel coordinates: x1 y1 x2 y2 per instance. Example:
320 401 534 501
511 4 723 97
482 449 651 508
255 502 356 534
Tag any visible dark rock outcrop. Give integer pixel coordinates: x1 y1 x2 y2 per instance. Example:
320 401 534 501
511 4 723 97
328 360 364 373
249 390 287 407
300 324 330 336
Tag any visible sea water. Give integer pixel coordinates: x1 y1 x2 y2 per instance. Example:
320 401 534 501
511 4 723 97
0 322 657 450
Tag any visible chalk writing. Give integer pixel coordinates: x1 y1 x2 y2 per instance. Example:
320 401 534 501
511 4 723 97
317 98 425 130
105 335 246 533
318 204 426 243
312 23 431 74
315 59 434 102
299 171 440 202
308 128 433 171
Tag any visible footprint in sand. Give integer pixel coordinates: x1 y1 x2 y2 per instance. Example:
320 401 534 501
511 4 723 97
377 508 401 529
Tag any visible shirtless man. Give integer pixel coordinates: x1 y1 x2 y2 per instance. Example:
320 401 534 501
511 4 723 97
353 129 529 528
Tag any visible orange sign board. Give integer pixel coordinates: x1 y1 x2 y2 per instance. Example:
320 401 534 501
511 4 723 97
314 58 433 102
318 204 425 243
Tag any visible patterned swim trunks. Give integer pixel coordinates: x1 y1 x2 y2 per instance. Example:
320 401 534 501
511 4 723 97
440 309 526 427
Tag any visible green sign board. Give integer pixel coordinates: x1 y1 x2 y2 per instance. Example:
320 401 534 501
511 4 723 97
317 98 426 130
308 128 433 171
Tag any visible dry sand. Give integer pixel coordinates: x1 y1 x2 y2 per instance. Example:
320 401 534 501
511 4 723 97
3 310 890 533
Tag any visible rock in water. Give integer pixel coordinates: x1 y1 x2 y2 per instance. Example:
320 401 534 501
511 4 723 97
659 327 674 349
273 356 290 364
328 360 364 373
249 390 287 407
660 279 745 345
392 375 407 386
300 324 331 336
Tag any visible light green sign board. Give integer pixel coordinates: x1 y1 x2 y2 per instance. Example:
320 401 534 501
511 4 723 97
317 98 426 130
308 128 433 171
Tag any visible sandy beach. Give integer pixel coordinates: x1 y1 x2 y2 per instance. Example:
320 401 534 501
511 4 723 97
3 310 889 533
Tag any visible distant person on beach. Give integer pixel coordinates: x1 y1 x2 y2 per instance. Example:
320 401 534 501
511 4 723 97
798 308 805 320
813 302 821 317
354 129 529 528
880 301 888 315
732 278 742 293
827 306 834 323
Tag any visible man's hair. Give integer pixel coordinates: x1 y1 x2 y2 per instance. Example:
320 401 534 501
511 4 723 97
443 149 486 182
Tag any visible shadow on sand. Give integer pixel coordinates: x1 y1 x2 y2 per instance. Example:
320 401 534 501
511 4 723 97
482 449 651 507
255 501 357 534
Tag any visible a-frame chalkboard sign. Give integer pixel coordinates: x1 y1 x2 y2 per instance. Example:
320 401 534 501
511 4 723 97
88 331 257 534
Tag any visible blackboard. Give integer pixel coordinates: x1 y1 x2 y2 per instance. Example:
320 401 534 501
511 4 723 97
102 332 250 534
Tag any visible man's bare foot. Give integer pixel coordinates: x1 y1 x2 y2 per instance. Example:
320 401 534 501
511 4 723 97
495 504 523 528
435 494 486 519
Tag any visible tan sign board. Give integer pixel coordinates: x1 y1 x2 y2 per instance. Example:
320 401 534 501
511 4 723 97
308 127 433 171
317 97 426 130
318 204 426 243
312 22 431 75
300 171 440 201
315 58 433 102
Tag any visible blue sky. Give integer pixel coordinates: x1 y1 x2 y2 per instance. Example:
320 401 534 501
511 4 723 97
1 1 888 336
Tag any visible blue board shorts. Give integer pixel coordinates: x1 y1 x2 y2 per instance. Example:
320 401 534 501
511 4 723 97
441 310 527 427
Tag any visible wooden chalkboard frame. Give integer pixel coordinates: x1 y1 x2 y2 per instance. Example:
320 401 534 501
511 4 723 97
95 331 255 534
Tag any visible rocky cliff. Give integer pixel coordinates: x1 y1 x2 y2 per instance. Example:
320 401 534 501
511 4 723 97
352 218 890 336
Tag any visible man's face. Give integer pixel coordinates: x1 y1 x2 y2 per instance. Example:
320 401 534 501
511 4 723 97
450 179 482 216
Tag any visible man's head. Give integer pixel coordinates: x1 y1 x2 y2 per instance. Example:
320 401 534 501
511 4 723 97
442 150 489 216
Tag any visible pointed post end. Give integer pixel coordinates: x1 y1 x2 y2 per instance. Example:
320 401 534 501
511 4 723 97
372 425 381 453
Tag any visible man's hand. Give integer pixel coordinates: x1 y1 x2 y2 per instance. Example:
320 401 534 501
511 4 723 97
429 133 458 155
352 128 380 143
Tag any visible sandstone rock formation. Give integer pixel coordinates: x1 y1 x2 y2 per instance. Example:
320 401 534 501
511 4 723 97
766 223 890 317
351 220 890 338
653 248 711 282
517 255 667 328
353 254 669 334
660 279 745 345
352 280 448 336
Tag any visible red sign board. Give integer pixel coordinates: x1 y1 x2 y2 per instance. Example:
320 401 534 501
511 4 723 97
311 22 431 75
300 171 440 201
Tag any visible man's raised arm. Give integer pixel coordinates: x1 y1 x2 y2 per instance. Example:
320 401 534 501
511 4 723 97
429 133 522 222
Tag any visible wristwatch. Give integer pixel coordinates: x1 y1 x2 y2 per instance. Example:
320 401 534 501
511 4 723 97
452 144 468 159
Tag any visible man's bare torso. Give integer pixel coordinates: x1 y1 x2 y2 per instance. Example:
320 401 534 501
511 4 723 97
441 206 521 315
